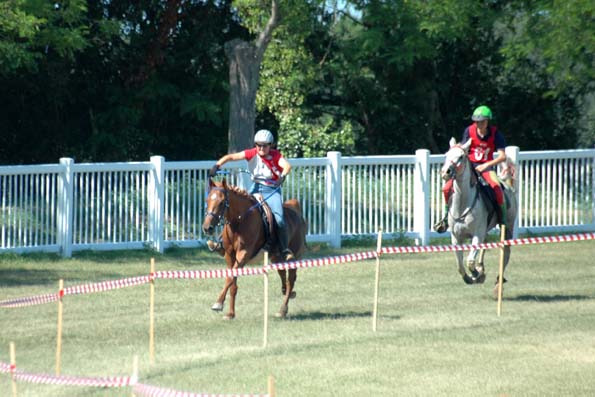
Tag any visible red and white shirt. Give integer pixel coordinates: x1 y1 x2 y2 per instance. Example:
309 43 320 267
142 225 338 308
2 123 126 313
244 148 285 186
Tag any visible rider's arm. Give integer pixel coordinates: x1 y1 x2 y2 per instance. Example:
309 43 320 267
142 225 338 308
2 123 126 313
477 131 507 172
278 157 291 177
476 148 506 172
216 151 246 167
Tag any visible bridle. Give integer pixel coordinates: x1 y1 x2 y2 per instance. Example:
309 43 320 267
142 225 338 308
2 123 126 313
444 146 467 179
204 186 229 227
443 146 480 223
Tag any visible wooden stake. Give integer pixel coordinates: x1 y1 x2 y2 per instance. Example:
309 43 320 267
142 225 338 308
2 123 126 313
263 252 269 349
130 355 139 397
267 375 276 397
10 342 17 397
149 258 155 365
56 279 64 375
497 226 506 316
372 229 383 332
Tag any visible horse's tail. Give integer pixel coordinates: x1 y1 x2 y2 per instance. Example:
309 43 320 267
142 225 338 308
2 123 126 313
284 198 308 254
498 157 516 189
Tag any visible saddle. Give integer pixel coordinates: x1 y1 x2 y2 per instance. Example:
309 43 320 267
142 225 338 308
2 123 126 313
474 170 512 224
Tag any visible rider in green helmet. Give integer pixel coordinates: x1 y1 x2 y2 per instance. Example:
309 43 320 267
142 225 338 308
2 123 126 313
471 105 492 121
434 105 508 233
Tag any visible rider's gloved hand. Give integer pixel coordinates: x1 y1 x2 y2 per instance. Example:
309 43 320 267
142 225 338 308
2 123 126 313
208 164 219 178
277 175 286 186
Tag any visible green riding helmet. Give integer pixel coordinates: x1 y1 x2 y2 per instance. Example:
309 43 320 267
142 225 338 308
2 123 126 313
471 105 493 121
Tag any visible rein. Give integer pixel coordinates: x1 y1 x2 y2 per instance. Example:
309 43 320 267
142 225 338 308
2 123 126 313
446 150 481 223
205 181 281 226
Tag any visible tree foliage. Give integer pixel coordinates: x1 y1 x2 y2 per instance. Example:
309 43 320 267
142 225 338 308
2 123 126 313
0 0 592 165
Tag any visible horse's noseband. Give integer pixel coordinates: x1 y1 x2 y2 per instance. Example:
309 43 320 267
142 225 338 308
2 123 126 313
205 187 229 227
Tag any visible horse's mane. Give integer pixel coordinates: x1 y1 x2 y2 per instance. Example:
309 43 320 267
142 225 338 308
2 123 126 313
221 182 257 203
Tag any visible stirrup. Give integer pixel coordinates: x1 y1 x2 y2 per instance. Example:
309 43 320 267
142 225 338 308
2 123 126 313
434 217 448 233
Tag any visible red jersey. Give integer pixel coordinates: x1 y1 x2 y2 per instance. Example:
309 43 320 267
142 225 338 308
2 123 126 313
244 148 285 186
466 124 498 164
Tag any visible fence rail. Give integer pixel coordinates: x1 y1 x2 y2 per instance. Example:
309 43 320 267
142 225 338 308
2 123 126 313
1 147 594 256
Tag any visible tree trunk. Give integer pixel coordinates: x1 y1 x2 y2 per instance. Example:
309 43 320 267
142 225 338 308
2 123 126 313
225 39 260 153
224 0 279 153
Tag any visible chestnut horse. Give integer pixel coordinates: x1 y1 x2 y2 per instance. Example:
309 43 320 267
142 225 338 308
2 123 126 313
202 179 307 319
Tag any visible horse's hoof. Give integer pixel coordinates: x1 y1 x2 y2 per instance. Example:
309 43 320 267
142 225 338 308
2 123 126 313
471 269 486 284
223 313 235 320
463 274 474 284
493 285 503 300
275 305 288 318
211 302 224 312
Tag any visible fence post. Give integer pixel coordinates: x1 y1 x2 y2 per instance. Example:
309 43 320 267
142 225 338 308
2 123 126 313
326 151 342 248
414 149 430 245
148 156 165 253
505 146 520 239
57 157 74 257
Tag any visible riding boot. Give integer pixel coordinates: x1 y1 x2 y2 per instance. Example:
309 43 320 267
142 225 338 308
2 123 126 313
498 202 507 228
433 205 449 233
277 223 294 261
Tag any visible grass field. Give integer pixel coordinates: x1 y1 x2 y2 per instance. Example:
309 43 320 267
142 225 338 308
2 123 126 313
1 237 594 397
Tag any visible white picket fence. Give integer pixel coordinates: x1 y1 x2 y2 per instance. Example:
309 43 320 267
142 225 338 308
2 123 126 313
1 147 594 256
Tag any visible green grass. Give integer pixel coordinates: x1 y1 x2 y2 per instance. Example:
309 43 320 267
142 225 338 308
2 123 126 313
1 239 595 396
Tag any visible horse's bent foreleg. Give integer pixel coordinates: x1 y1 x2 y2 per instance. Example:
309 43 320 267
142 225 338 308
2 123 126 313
474 249 486 284
276 268 297 318
466 249 479 272
212 276 234 312
278 268 287 295
225 277 238 320
454 250 473 284
492 245 511 298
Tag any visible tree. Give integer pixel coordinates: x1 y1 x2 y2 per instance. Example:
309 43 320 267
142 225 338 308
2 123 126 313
225 0 279 153
498 0 595 147
0 0 90 76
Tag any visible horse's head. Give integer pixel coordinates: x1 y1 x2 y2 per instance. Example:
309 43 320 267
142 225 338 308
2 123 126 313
202 178 229 235
440 138 471 181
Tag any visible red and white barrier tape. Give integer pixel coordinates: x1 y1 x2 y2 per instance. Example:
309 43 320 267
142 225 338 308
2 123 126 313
0 292 59 308
1 361 267 395
268 251 378 271
503 232 595 246
154 267 266 280
382 242 501 255
133 383 268 397
2 232 593 309
0 361 131 387
63 275 151 296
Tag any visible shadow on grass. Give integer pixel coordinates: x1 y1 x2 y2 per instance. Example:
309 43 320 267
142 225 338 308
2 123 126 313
288 310 396 321
506 294 593 302
0 268 63 287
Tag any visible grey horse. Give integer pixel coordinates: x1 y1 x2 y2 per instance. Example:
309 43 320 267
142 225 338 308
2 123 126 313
440 138 518 294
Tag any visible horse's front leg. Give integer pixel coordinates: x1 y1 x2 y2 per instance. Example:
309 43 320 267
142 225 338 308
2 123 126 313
212 276 233 312
212 252 235 313
452 236 473 284
225 251 250 319
225 276 238 320
466 236 486 283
